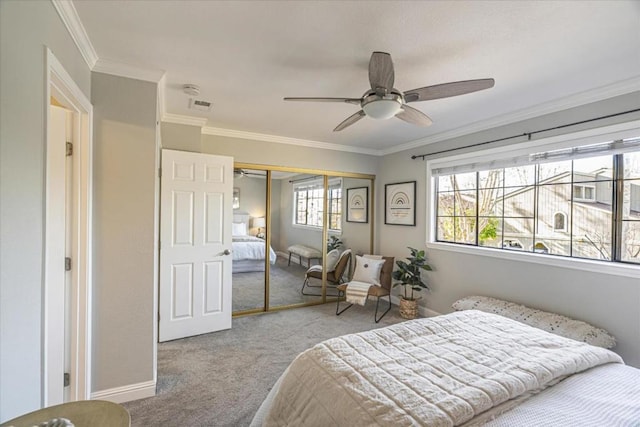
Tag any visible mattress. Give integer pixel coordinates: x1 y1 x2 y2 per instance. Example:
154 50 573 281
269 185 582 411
251 310 632 427
482 363 640 426
232 236 276 264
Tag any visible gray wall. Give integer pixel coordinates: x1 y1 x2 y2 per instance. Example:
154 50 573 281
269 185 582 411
342 178 373 256
270 179 283 251
0 1 92 421
377 92 640 367
200 132 379 175
160 122 202 152
91 73 158 392
233 174 274 243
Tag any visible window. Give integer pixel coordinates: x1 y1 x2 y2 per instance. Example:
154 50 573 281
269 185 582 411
573 184 595 201
293 178 342 231
553 212 567 231
431 135 640 264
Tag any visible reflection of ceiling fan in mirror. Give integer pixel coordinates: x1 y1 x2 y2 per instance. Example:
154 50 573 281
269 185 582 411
284 51 495 131
234 169 266 179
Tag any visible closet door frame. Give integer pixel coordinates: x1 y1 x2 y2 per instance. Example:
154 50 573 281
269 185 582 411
232 162 375 317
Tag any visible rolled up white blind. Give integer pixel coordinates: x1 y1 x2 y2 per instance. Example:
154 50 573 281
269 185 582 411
431 137 640 177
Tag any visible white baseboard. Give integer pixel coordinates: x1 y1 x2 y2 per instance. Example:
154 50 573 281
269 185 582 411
389 295 442 318
91 380 156 403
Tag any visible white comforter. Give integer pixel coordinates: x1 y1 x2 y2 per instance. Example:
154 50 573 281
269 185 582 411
261 310 622 426
232 235 277 264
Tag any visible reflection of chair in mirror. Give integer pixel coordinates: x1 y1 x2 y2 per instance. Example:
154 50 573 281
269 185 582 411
301 249 352 296
336 256 394 323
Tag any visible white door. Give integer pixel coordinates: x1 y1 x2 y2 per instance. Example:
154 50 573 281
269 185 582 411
63 107 74 403
46 105 69 404
159 149 233 342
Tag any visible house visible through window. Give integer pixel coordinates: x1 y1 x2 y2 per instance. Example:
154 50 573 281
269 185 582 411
293 178 342 231
574 184 595 201
431 136 640 264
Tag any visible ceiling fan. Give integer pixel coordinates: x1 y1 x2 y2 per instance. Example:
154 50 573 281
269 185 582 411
234 169 266 178
284 51 495 132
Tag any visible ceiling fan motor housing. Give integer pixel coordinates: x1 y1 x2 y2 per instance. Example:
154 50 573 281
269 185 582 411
361 90 404 119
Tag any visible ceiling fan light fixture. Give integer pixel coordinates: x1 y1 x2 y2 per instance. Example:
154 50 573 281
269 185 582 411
362 97 402 120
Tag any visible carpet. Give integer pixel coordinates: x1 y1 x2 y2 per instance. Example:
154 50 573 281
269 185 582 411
123 302 406 426
233 256 330 312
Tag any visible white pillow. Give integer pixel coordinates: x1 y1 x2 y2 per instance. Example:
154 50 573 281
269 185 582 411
325 249 340 272
452 295 616 349
232 222 247 236
352 255 384 286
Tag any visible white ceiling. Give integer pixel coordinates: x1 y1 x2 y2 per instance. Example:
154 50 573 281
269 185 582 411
72 1 640 154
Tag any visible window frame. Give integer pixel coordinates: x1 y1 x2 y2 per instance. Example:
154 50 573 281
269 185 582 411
573 183 596 202
425 120 640 279
553 211 568 232
292 177 342 233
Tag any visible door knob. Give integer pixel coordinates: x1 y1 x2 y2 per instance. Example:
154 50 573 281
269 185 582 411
223 249 231 256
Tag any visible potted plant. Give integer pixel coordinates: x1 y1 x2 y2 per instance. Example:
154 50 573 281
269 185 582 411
392 247 432 319
327 235 343 252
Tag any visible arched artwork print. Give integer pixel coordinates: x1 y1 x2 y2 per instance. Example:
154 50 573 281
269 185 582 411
385 181 416 226
346 186 368 223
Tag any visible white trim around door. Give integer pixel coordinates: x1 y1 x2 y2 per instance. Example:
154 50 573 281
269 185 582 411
44 47 93 405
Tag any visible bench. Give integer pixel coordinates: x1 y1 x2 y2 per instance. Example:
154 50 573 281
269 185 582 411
287 244 322 268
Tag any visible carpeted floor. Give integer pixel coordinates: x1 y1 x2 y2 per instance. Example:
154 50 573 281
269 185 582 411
123 302 405 426
233 256 308 311
233 256 336 312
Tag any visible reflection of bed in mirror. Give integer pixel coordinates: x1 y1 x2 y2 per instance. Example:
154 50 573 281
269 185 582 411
233 212 277 273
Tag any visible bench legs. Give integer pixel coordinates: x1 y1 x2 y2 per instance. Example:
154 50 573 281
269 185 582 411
288 252 320 268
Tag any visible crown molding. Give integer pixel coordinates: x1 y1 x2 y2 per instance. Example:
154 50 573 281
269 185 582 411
379 76 640 156
201 126 380 156
51 0 98 69
162 113 208 128
93 58 165 83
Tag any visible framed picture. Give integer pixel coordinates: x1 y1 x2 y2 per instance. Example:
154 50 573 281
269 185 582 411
233 188 240 209
385 181 416 226
346 187 368 223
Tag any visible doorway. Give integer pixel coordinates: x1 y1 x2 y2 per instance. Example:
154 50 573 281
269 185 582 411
44 49 92 405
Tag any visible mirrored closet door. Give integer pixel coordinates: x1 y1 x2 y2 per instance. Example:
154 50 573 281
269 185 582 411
269 173 325 309
232 164 374 316
231 167 267 313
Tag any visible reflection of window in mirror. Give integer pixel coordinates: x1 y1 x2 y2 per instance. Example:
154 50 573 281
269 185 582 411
233 188 240 209
292 177 342 232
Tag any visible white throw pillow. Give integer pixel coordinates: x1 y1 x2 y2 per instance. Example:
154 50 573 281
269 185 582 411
325 249 340 272
232 222 247 236
452 295 616 349
352 255 384 286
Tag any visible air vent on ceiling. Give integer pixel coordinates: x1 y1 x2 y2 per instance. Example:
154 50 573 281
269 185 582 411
189 99 212 112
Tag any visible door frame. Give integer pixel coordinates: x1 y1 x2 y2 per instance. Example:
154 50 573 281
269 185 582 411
44 48 93 405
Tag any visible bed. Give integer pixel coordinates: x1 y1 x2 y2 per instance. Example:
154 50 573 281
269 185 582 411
232 212 277 273
251 309 639 426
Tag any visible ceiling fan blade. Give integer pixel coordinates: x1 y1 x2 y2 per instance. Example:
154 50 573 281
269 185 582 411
284 97 361 105
396 105 433 127
334 110 366 132
369 52 395 94
404 78 495 103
